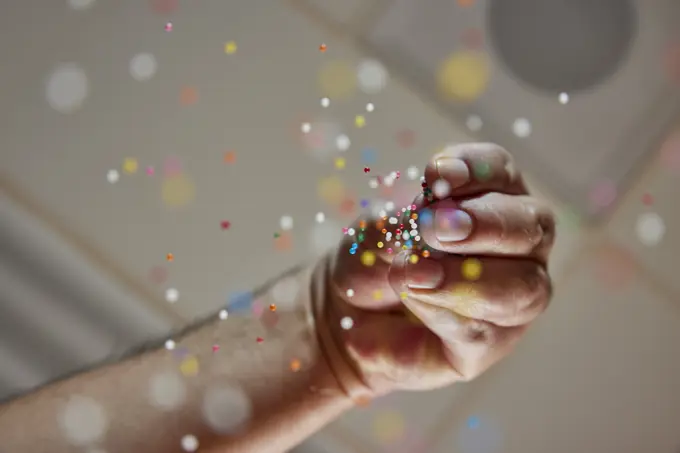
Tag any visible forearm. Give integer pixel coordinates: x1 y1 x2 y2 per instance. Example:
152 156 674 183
0 260 353 453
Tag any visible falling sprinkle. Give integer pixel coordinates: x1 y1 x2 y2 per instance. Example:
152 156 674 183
165 339 176 350
366 103 375 112
355 115 366 128
146 166 155 176
224 41 238 54
320 97 330 107
340 316 354 330
269 304 277 312
180 356 200 377
179 86 199 106
165 22 173 32
223 151 236 163
123 158 139 174
180 434 199 452
290 359 301 372
166 253 174 262
346 289 355 297
642 193 653 205
360 250 377 266
279 215 294 231
461 258 482 280
221 220 231 230
212 345 220 352
256 337 264 343
218 309 228 320
315 212 325 223
319 43 327 52
364 167 370 173
301 122 311 134
335 157 346 169
107 170 120 183
165 288 179 303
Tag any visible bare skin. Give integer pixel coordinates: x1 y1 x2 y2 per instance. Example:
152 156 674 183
0 143 555 453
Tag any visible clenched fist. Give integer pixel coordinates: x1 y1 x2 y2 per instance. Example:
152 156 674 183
316 143 555 401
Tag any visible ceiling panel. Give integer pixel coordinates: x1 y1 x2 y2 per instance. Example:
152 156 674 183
362 0 680 221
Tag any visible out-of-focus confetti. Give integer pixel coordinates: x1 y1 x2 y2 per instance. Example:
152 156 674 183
180 434 199 452
320 97 330 108
146 166 155 176
130 53 157 81
588 179 617 212
107 170 119 183
466 114 483 131
437 51 489 102
636 212 665 246
164 22 173 32
274 231 293 251
164 339 176 350
166 253 174 262
223 151 236 163
165 288 179 303
162 173 196 208
357 59 389 94
319 43 327 53
180 356 199 377
396 128 415 149
318 60 356 99
220 220 231 230
365 102 375 112
224 41 238 55
461 258 482 280
123 158 138 174
179 86 198 105
512 117 532 138
559 92 570 104
594 244 635 291
227 291 254 313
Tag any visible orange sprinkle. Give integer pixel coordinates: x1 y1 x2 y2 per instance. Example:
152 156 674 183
381 228 387 234
358 220 367 229
422 250 430 258
376 220 385 230
319 43 327 52
223 151 236 163
290 358 301 372
179 86 199 105
269 304 277 312
166 253 174 262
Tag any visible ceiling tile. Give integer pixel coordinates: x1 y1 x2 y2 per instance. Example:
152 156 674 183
362 0 680 220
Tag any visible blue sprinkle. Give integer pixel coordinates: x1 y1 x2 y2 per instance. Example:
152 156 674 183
466 416 480 429
419 208 433 226
360 199 370 208
227 291 253 313
361 148 377 164
349 249 356 255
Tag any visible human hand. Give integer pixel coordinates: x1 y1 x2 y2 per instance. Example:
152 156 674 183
318 143 555 400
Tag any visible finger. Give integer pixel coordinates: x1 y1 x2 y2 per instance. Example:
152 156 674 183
416 193 556 262
389 253 551 327
401 298 527 381
423 142 527 199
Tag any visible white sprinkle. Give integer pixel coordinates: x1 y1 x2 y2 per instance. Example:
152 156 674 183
301 122 311 134
218 309 229 320
181 434 199 452
129 53 157 81
636 212 665 246
346 289 355 298
335 134 351 151
407 166 420 180
106 170 119 183
366 102 375 112
320 97 330 107
46 63 89 114
559 92 570 104
164 339 176 350
512 118 532 138
315 212 325 223
340 317 354 330
165 288 179 303
57 396 108 446
149 372 187 411
466 115 483 131
279 215 294 231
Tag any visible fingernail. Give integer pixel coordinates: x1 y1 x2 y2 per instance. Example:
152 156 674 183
435 208 473 242
436 158 469 188
406 257 445 289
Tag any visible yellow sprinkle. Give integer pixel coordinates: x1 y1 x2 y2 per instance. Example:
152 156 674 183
377 241 384 248
334 157 346 169
409 254 419 264
461 258 482 280
355 115 366 128
372 290 383 301
360 250 376 267
224 41 238 54
123 158 138 174
399 292 408 300
180 356 200 377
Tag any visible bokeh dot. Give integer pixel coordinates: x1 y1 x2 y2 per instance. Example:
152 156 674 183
466 115 483 131
407 166 420 180
318 60 357 99
361 250 377 267
356 59 389 94
106 170 119 183
320 97 330 107
512 118 532 138
180 356 200 377
437 52 490 102
202 384 253 434
181 434 199 452
335 134 351 151
315 212 325 223
165 288 179 303
57 396 108 446
224 41 237 54
461 258 482 280
340 316 354 330
130 53 157 81
46 64 89 113
317 176 346 206
559 92 570 104
162 174 196 208
636 212 665 246
148 372 187 411
279 215 294 231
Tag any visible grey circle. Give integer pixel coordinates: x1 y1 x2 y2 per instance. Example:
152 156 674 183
488 0 637 94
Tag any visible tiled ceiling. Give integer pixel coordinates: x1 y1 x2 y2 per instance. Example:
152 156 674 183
358 0 680 221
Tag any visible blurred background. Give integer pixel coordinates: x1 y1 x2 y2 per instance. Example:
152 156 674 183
1 0 680 452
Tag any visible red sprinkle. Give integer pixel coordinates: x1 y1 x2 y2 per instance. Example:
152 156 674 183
364 167 370 173
212 345 220 352
256 337 264 343
221 221 231 230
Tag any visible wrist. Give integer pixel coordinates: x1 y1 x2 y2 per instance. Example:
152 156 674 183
310 254 375 406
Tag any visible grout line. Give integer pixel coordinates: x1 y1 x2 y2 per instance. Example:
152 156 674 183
0 174 187 327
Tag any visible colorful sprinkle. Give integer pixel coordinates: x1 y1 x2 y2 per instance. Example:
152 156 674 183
290 359 301 372
221 220 231 230
224 41 238 54
319 43 327 52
